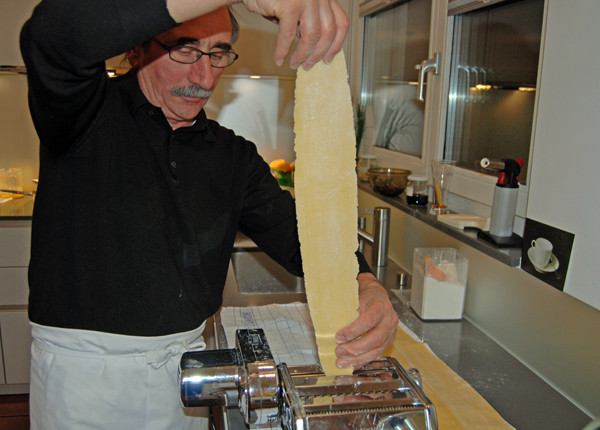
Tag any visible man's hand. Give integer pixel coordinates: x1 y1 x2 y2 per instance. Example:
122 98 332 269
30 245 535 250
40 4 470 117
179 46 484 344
334 272 399 369
241 0 349 69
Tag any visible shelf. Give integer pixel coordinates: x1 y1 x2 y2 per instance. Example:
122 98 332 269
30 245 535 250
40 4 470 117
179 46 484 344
358 181 521 267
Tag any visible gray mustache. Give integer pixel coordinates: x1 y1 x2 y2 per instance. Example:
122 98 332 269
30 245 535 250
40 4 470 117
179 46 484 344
170 85 212 98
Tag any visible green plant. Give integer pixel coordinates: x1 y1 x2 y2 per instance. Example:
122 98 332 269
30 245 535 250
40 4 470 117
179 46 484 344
355 104 366 158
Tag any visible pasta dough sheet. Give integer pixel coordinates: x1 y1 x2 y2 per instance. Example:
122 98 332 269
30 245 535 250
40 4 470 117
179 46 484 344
294 52 359 376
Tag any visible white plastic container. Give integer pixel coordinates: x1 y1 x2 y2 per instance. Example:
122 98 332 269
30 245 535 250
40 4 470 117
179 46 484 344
411 248 468 320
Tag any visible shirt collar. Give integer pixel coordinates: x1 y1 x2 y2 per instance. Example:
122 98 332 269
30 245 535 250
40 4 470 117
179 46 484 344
116 72 210 133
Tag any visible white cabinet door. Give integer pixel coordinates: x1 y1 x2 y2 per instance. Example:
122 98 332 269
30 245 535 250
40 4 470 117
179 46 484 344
0 336 5 384
0 310 31 384
0 267 29 306
0 225 31 267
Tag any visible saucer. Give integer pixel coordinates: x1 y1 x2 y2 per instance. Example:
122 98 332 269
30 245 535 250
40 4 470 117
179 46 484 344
527 248 559 273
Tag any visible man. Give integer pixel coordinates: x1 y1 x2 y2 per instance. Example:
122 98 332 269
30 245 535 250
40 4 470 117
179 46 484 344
21 0 398 428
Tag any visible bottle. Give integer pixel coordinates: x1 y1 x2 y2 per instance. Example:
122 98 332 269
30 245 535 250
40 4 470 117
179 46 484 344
478 157 524 247
406 175 429 205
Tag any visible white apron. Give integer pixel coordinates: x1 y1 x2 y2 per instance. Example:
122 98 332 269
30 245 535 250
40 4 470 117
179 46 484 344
30 322 209 430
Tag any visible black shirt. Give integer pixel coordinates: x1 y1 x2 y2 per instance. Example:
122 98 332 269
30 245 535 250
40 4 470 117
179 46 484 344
21 0 370 336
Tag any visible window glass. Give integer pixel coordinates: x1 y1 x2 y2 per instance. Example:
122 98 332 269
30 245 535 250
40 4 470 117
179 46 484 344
360 0 431 157
444 0 544 183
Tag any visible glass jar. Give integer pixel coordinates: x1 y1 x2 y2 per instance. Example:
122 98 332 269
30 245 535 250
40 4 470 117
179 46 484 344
406 175 429 205
357 155 377 182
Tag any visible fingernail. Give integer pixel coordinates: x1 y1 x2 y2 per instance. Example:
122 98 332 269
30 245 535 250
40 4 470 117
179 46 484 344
337 347 348 356
337 359 349 368
302 62 314 71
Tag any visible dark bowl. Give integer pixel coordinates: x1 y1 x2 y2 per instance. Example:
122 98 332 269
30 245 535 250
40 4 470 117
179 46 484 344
368 168 412 197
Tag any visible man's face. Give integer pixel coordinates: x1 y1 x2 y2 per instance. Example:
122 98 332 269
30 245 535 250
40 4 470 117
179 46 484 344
129 8 233 129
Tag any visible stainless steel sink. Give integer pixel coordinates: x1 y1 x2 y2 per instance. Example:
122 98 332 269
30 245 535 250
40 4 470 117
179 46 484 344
231 247 305 295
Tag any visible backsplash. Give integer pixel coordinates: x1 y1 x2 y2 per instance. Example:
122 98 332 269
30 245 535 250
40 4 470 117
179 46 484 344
205 75 296 164
0 74 39 191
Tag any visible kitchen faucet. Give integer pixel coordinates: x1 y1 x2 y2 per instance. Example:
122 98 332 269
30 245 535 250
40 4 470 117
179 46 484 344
358 207 390 267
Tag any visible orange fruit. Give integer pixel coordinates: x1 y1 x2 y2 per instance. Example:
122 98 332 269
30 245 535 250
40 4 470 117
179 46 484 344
269 159 293 172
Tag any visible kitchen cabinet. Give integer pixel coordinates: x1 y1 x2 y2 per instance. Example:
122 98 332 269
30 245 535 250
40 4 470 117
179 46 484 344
0 341 4 385
0 0 40 66
0 220 32 394
0 311 31 385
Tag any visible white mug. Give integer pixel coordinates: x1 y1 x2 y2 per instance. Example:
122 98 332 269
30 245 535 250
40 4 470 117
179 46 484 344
530 238 553 268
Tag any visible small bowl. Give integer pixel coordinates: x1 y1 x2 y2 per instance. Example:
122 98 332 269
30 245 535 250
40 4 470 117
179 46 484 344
368 167 412 197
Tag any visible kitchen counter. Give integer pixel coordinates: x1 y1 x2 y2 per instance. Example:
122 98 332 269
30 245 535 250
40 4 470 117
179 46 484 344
371 256 591 430
210 236 591 429
0 196 34 220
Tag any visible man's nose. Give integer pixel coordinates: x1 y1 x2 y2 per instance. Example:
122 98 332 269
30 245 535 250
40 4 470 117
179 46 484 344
188 55 216 88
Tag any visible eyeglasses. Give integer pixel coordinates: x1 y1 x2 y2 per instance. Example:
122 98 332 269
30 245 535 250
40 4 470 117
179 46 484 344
152 38 239 68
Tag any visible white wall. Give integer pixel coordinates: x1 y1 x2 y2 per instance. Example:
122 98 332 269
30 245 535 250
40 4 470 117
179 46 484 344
527 0 600 309
205 75 296 163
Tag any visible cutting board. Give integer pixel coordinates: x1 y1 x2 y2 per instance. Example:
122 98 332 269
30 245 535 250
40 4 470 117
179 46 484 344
437 214 490 231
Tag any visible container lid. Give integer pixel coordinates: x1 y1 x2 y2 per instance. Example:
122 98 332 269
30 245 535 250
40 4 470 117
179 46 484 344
408 175 429 182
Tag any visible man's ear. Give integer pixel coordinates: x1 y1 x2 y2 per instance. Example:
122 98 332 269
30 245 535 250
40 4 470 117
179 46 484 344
126 48 140 68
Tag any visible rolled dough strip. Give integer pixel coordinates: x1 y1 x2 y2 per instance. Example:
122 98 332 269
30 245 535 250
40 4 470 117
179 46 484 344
294 52 359 376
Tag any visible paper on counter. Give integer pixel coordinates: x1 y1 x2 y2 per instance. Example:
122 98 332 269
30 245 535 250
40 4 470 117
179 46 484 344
220 303 424 366
220 303 320 366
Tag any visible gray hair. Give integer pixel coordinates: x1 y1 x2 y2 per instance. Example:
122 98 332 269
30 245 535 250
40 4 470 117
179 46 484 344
228 7 240 45
133 7 240 61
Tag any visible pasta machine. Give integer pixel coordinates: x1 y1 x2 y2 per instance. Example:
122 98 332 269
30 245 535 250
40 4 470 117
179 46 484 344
179 328 437 430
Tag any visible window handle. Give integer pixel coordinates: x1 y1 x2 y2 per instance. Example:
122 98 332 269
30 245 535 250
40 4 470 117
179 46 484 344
415 52 441 102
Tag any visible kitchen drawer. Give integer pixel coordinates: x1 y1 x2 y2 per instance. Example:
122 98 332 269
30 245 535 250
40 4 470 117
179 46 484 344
0 267 28 306
0 225 31 267
0 333 4 384
0 310 31 384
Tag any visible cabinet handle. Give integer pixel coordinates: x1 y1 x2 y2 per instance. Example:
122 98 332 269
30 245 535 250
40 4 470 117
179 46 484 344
415 52 441 102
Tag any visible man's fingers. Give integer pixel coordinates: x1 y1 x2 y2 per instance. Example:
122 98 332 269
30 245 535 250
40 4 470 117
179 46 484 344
295 0 338 69
243 0 348 69
322 0 349 64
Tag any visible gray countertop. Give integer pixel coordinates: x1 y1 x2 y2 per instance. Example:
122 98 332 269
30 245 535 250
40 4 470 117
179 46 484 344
211 237 591 430
371 256 591 430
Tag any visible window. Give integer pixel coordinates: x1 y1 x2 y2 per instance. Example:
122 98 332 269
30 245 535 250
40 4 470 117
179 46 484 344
358 0 546 225
360 0 431 158
444 0 544 183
